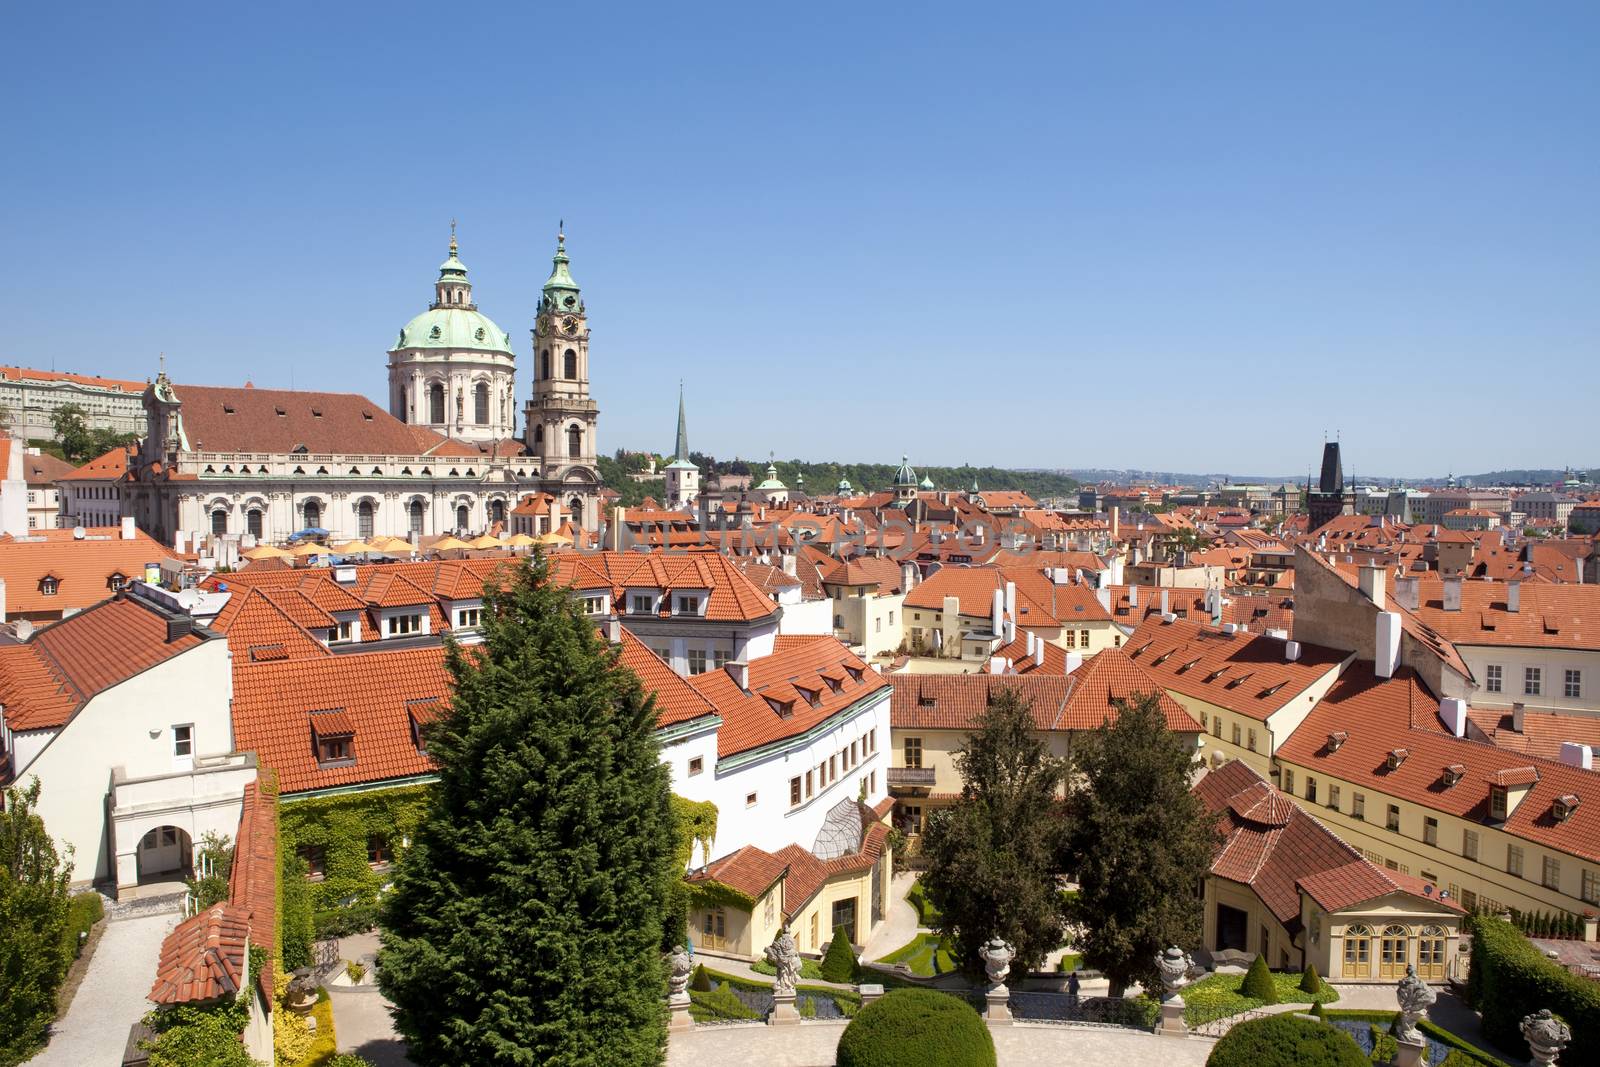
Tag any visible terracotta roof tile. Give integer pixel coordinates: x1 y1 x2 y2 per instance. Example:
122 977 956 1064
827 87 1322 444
0 529 178 616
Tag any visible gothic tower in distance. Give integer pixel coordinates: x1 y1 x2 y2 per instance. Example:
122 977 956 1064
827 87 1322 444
524 229 601 529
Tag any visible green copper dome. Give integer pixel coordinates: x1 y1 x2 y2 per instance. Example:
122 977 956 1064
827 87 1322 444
394 306 514 354
918 474 935 490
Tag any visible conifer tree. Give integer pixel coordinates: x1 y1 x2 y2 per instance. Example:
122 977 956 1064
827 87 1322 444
0 778 72 1064
378 553 677 1066
1065 694 1220 996
920 689 1070 973
1240 953 1279 1003
821 924 859 983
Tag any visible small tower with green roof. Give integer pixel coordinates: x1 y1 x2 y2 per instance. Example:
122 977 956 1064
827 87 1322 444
525 225 601 531
664 384 699 511
893 455 918 502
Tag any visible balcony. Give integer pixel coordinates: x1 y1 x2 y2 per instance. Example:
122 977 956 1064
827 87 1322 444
888 766 936 789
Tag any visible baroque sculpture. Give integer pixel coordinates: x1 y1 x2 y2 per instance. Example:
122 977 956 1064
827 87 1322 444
666 944 692 1000
979 938 1014 991
765 926 800 997
1394 965 1436 1043
1521 1009 1572 1067
1155 946 1194 999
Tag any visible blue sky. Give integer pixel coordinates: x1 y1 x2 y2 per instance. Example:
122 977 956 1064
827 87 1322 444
4 2 1596 478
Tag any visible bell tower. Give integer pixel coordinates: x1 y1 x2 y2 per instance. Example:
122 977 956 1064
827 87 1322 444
524 227 601 529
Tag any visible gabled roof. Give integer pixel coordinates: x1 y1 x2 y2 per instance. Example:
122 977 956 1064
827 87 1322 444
616 632 716 729
166 382 450 456
58 445 135 482
0 528 179 616
20 450 75 486
1406 576 1600 651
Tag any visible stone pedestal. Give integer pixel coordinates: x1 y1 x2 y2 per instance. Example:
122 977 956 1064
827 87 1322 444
1394 1035 1426 1067
1157 995 1188 1038
668 994 693 1033
859 983 884 1007
768 993 801 1026
986 989 1012 1025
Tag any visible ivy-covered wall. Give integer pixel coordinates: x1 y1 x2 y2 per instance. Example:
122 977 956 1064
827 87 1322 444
277 784 431 919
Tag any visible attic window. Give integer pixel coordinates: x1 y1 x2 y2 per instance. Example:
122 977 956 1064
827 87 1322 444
292 466 306 475
420 467 431 476
1176 657 1203 673
401 467 413 476
275 408 286 417
1224 672 1254 689
763 696 794 719
406 697 444 752
1128 642 1152 658
1442 764 1465 787
1260 681 1287 698
310 708 356 766
363 411 374 421
1204 667 1229 683
1151 650 1174 666
39 576 59 596
311 408 323 418
370 467 383 476
248 643 289 663
1553 794 1581 822
1386 748 1408 771
292 444 308 454
917 693 935 707
107 573 127 592
223 405 235 414
797 687 821 708
845 665 864 683
1326 731 1348 752
348 467 361 475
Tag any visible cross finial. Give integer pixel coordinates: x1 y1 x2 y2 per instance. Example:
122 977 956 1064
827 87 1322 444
449 218 458 255
158 352 165 374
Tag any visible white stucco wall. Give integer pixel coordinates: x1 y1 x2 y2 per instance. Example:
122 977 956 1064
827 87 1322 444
778 598 835 638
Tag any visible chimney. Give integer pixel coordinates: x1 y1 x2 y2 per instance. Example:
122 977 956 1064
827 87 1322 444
1507 580 1521 613
725 657 750 691
1127 585 1138 608
174 530 188 553
0 577 5 622
991 588 1004 636
1442 576 1462 612
1096 585 1112 612
1110 507 1119 541
1160 589 1170 615
13 618 33 642
1559 742 1594 771
120 516 136 540
1285 640 1302 662
1065 652 1083 675
1375 610 1401 678
548 496 561 534
1393 576 1420 612
1512 702 1525 733
165 615 193 643
989 655 1008 674
1358 565 1386 608
1004 615 1016 644
901 562 917 592
1439 698 1468 738
781 553 797 578
1004 581 1016 618
606 614 622 644
610 505 627 552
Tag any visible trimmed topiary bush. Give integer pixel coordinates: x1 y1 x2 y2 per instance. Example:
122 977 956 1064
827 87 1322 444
837 988 995 1067
1310 1000 1326 1020
1206 1014 1367 1067
821 925 860 983
1240 954 1280 1004
1300 961 1324 995
689 963 712 993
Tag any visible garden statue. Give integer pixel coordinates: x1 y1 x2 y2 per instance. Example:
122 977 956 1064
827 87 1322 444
979 938 1014 991
1521 1009 1572 1067
1394 965 1436 1043
765 926 800 997
665 944 692 1001
1155 946 1194 1000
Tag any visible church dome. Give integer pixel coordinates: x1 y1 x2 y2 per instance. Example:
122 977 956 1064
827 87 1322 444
393 306 514 355
893 455 917 487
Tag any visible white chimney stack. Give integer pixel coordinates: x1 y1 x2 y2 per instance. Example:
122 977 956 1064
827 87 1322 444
1160 589 1170 615
1393 576 1420 612
1512 702 1526 733
1439 698 1468 738
1285 640 1302 662
1559 742 1594 771
989 655 1008 674
1442 576 1462 612
726 657 750 691
1096 586 1112 612
1128 585 1139 608
1065 651 1083 675
1358 565 1386 608
1004 581 1017 620
991 588 1004 636
120 516 136 540
1507 580 1521 613
1375 610 1401 679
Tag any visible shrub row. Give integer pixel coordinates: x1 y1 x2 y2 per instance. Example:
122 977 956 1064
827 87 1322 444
1467 915 1600 1061
1503 907 1586 941
62 892 103 961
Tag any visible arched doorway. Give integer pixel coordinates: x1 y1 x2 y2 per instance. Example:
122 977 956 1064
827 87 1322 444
1342 924 1372 978
1417 924 1447 980
1379 924 1411 979
137 825 193 882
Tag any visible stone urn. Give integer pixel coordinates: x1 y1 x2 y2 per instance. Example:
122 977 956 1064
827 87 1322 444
1521 1009 1572 1067
287 968 318 1016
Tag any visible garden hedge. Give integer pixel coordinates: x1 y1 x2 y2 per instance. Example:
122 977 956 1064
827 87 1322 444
62 892 103 960
836 988 995 1067
1206 1014 1368 1067
1467 915 1600 1064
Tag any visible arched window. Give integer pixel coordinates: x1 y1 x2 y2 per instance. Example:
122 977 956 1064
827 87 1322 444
456 505 469 531
357 500 374 540
1380 924 1411 979
533 426 544 452
1342 924 1372 979
474 382 489 425
1417 925 1447 980
428 383 445 424
211 508 228 535
304 501 322 530
564 349 577 379
408 500 424 537
568 497 583 526
490 499 505 524
567 425 582 458
540 349 550 379
246 509 263 539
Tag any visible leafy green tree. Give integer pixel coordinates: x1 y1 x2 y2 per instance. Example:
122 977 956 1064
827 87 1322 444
1065 693 1219 996
821 924 859 983
920 689 1070 974
378 552 677 1066
1240 954 1279 1003
142 1002 253 1067
184 832 233 910
0 778 73 1065
50 404 95 464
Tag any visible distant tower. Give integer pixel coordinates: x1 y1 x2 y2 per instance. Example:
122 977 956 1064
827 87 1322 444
1306 441 1357 531
664 385 699 511
388 226 517 444
753 455 789 507
893 456 918 502
524 228 601 529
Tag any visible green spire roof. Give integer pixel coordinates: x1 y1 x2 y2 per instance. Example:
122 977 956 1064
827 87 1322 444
439 230 469 280
665 385 697 471
918 474 935 490
541 226 582 311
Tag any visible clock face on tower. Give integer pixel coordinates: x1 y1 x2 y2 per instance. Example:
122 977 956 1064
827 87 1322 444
561 315 580 336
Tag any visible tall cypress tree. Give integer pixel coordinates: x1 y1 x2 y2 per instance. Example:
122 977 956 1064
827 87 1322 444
0 778 72 1065
920 689 1069 973
379 553 676 1066
1065 693 1219 997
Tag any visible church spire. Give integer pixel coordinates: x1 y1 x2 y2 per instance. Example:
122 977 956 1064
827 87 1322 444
542 223 582 313
434 221 473 309
674 383 689 462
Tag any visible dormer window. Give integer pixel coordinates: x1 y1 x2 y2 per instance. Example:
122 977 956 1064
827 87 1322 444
580 594 607 615
797 686 821 708
674 595 703 616
1554 794 1581 821
845 665 864 684
1489 785 1508 821
407 698 443 753
629 593 655 615
1326 731 1348 752
39 576 59 596
1442 764 1465 787
311 708 356 767
763 696 794 719
107 573 127 592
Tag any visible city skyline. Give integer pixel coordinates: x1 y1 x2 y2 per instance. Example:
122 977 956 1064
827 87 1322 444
4 3 1597 477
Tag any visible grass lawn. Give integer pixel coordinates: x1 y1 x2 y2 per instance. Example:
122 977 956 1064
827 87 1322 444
906 879 942 928
291 991 338 1066
1056 952 1083 972
1181 970 1339 1025
873 932 957 977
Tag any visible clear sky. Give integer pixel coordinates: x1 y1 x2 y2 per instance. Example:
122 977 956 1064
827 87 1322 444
4 2 1596 478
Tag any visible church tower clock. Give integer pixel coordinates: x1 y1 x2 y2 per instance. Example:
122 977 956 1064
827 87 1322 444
524 228 601 531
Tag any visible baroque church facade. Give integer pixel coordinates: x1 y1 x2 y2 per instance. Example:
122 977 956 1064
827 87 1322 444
125 230 602 545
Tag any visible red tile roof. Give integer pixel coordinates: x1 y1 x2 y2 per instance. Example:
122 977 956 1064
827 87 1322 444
689 816 891 919
167 383 451 456
0 528 178 617
0 365 145 391
1123 614 1347 722
1405 577 1600 651
616 632 716 729
20 450 75 486
58 445 134 482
